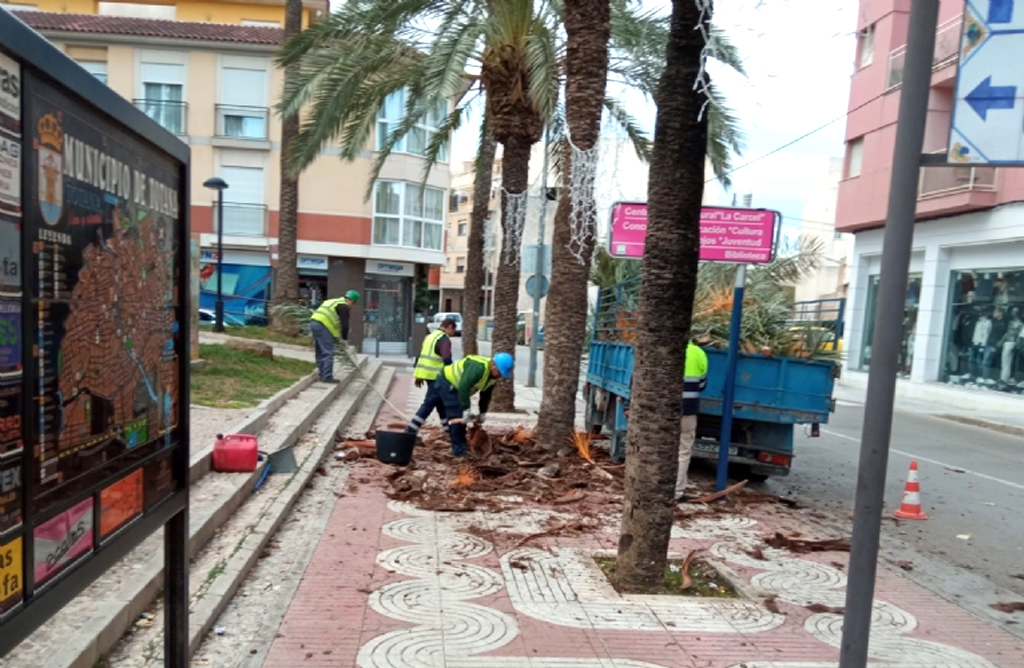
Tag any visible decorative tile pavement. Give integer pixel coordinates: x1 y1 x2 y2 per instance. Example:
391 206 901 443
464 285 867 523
261 375 1024 668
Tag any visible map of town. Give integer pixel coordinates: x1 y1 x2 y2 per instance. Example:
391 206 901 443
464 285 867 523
53 206 178 459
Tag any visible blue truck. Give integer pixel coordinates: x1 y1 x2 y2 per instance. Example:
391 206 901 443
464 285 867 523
584 279 843 481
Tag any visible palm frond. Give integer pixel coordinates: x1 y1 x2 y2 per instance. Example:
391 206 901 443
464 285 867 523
603 97 651 162
705 83 745 188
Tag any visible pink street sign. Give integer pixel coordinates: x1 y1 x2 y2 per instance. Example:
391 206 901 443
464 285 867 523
608 202 779 264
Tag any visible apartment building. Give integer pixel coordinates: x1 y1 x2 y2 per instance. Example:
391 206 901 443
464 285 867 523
837 0 1024 398
794 156 852 304
7 0 449 354
439 158 499 317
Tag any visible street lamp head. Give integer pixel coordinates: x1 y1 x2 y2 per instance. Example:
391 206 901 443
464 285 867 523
203 177 228 192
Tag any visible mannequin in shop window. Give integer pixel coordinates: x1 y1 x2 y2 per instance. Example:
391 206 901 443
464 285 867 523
1003 306 1023 386
985 307 1007 384
968 308 992 382
950 291 978 377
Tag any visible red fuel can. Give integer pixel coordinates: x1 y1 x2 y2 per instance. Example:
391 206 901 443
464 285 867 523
212 433 259 473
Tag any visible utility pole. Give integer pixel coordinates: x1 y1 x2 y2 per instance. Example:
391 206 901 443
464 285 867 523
527 127 552 388
839 1 938 666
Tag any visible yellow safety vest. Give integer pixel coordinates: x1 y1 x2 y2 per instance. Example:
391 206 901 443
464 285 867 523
310 297 347 338
414 330 447 380
443 355 495 395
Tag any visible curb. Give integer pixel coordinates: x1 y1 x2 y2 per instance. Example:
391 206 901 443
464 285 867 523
187 361 389 655
936 413 1024 438
33 362 368 668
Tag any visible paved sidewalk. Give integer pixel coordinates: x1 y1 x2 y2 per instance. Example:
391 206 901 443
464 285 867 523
259 376 1024 668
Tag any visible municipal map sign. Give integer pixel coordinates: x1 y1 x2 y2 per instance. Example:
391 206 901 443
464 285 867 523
949 0 1024 164
608 202 780 263
0 9 191 657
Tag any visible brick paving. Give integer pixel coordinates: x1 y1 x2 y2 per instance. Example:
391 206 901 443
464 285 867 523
262 374 1024 668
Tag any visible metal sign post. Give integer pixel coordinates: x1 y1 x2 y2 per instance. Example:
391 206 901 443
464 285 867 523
715 265 745 491
527 127 552 389
839 1 938 666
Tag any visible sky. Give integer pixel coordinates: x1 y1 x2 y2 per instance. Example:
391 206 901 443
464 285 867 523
450 0 859 234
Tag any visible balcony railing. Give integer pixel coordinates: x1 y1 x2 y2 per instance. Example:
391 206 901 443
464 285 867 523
886 17 961 90
134 99 187 135
215 105 269 140
215 202 268 236
918 152 997 197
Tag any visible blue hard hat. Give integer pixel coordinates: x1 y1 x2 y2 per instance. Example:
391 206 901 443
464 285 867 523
493 352 514 378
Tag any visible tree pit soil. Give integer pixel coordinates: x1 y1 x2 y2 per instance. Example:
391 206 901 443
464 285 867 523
594 555 740 598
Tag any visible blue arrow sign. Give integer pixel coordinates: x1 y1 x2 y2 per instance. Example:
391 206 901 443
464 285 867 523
966 76 1018 119
989 0 1014 23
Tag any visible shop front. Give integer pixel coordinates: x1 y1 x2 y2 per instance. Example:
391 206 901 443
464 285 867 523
198 249 272 325
297 254 329 307
845 203 1024 400
362 260 416 356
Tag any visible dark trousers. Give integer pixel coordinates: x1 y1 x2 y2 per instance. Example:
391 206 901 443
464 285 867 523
310 321 335 380
408 379 448 432
436 375 467 457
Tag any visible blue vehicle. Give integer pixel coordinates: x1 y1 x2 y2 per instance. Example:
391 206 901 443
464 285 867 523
584 278 842 481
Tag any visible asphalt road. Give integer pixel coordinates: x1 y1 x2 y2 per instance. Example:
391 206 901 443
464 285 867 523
755 400 1024 638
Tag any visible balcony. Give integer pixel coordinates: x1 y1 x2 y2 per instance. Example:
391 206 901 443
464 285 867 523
886 17 961 90
134 99 187 135
917 152 998 217
215 105 269 141
214 203 268 237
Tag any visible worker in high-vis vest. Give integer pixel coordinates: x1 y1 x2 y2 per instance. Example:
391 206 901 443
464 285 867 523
404 317 457 435
309 290 360 383
676 341 709 503
436 352 514 457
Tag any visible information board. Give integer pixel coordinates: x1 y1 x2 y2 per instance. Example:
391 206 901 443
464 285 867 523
608 202 780 264
0 11 191 658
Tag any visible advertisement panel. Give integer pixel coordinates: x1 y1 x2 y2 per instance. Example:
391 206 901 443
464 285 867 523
608 203 780 264
0 536 22 616
33 497 94 586
99 468 144 539
0 132 20 217
0 453 20 533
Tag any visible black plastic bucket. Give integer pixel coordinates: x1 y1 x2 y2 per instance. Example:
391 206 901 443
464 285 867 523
375 430 416 465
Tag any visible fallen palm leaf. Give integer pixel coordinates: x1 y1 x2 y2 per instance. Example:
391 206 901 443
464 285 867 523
679 549 701 590
570 430 595 464
691 479 748 504
991 602 1024 614
552 489 586 505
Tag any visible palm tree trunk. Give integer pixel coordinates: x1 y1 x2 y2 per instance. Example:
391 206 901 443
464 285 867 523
274 0 303 315
535 0 611 450
462 123 497 357
489 134 532 412
615 0 709 592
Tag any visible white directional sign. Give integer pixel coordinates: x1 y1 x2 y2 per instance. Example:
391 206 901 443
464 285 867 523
949 0 1024 164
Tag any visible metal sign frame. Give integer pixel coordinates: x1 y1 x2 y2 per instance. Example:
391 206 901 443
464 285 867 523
0 9 191 663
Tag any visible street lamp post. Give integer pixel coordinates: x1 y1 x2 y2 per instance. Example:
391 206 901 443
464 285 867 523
203 177 229 333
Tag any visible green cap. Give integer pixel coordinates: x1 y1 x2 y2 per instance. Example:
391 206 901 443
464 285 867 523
345 290 361 303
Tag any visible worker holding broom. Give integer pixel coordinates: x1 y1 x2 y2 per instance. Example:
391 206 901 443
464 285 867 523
676 340 708 503
309 290 359 384
404 318 458 436
436 352 514 458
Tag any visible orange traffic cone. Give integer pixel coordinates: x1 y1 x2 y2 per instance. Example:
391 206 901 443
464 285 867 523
894 460 928 520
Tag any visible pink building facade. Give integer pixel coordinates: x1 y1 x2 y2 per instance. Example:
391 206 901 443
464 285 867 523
838 0 1024 399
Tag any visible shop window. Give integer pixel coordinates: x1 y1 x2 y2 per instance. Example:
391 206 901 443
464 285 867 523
860 273 922 377
943 268 1024 393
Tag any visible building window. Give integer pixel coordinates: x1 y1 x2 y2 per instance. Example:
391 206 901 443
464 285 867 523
241 19 280 26
846 138 864 178
376 89 449 161
79 61 107 84
218 61 269 140
373 181 445 250
860 273 922 375
98 1 175 19
458 222 467 236
943 268 1024 389
140 61 185 134
218 165 267 236
456 257 465 273
858 24 875 68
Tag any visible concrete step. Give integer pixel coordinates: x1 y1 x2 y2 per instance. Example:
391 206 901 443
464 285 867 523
103 363 396 666
0 357 373 668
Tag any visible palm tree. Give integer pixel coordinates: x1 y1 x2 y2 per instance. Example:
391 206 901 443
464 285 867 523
461 121 497 356
535 2 745 451
273 0 303 321
614 0 710 592
277 0 560 412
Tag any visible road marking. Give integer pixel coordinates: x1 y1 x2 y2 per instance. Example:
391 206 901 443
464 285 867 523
820 429 1024 492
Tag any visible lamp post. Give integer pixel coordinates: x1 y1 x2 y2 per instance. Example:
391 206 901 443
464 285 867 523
203 177 229 332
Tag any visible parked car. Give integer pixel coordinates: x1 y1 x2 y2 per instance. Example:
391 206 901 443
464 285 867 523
198 309 245 327
428 312 463 336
